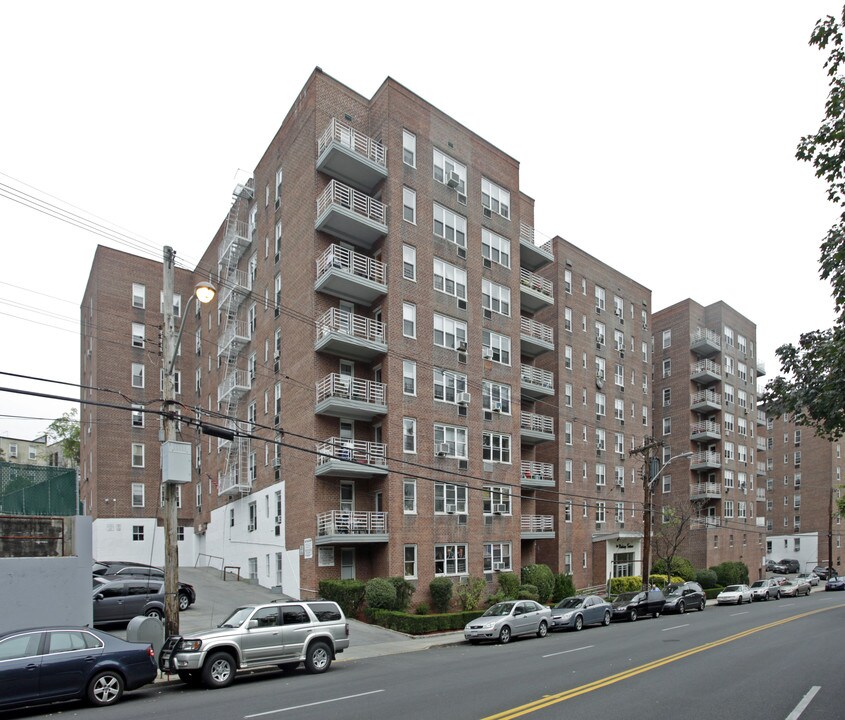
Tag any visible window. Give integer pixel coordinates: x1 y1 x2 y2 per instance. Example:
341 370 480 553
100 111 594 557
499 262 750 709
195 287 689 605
482 329 511 365
724 384 735 405
595 321 606 346
565 501 573 522
564 307 573 332
564 345 572 370
662 474 671 494
403 418 416 454
614 398 624 421
403 303 416 338
434 259 467 299
481 228 510 268
596 502 606 524
435 483 468 514
132 283 145 309
737 334 747 354
663 417 672 435
434 314 467 350
403 245 416 281
403 130 416 167
596 464 606 487
483 486 512 514
613 295 624 317
725 356 734 376
275 167 283 205
595 285 606 311
132 526 144 542
481 177 510 219
482 433 511 463
482 380 511 414
434 424 467 458
724 326 734 347
275 220 282 257
662 329 671 349
131 363 144 388
404 545 417 579
434 368 468 403
131 443 145 468
433 203 467 247
403 480 416 514
131 404 144 428
403 187 416 223
596 428 606 451
483 543 512 573
160 292 182 317
131 483 145 507
662 388 671 407
564 422 572 445
738 362 747 381
564 269 572 294
564 382 573 407
433 148 466 193
595 392 606 417
725 442 734 461
131 322 145 348
482 279 511 316
724 500 734 518
662 358 671 378
403 360 416 395
724 413 734 433
435 544 467 576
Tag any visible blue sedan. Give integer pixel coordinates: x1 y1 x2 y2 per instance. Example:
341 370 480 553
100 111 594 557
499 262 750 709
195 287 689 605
825 576 845 591
550 595 612 631
0 626 157 711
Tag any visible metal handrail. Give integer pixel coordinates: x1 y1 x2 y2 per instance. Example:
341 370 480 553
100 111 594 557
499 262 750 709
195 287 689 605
318 118 387 167
316 510 388 537
316 244 386 285
520 461 553 481
521 515 554 532
316 373 386 406
520 364 554 388
316 179 386 225
520 316 553 344
316 308 385 344
520 411 554 434
316 437 387 467
519 268 553 298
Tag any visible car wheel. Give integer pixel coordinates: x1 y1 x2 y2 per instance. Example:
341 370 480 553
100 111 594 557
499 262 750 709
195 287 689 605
678 601 685 614
178 592 190 611
202 651 236 688
775 591 780 600
652 611 661 619
573 615 584 632
278 662 300 673
87 670 124 706
629 608 638 622
602 610 611 626
699 599 706 611
737 596 742 605
305 641 332 674
499 625 512 644
537 621 548 638
177 671 202 686
144 607 163 620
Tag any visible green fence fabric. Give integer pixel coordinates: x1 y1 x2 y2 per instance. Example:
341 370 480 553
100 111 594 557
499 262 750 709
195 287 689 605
0 462 78 516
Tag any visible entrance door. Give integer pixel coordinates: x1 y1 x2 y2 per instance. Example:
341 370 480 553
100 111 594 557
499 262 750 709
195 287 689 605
340 549 356 580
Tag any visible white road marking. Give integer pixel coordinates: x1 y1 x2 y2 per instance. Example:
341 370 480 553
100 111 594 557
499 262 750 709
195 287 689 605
661 623 689 632
730 611 749 617
779 603 795 608
244 689 386 717
785 686 821 720
543 645 594 658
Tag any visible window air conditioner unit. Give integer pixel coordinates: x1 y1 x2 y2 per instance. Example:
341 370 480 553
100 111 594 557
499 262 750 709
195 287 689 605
275 515 282 525
483 258 492 269
483 308 492 320
493 562 505 571
447 171 461 188
596 307 602 314
457 192 467 205
494 504 508 514
457 392 471 406
457 340 468 352
436 443 450 456
457 246 467 259
247 524 256 532
272 457 281 468
457 298 467 310
492 402 502 412
482 348 494 360
482 206 493 218
446 504 457 514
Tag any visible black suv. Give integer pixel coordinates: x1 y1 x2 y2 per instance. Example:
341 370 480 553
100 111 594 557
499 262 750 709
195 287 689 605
611 589 666 621
662 581 706 614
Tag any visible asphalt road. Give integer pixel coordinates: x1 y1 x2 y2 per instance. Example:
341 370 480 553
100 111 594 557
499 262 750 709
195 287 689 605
9 590 845 720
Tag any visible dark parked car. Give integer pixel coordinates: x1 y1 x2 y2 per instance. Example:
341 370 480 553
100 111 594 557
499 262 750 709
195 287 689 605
773 559 800 574
825 575 845 591
662 582 706 614
611 589 666 621
550 595 612 631
93 562 196 610
0 626 156 710
765 560 777 572
92 577 166 625
813 566 835 580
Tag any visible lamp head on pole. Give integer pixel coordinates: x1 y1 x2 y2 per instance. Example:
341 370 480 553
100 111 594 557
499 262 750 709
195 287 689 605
194 281 217 305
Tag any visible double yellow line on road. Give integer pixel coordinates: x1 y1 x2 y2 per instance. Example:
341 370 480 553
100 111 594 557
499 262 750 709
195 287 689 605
483 603 844 720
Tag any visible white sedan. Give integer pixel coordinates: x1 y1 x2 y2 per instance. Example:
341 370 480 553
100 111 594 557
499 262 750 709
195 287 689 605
717 584 753 605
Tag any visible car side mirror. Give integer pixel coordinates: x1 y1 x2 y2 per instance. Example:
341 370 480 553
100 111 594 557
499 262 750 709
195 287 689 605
94 593 104 601
247 619 258 629
513 609 522 616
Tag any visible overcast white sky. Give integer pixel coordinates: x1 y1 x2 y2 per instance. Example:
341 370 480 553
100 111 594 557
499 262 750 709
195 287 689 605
0 1 840 440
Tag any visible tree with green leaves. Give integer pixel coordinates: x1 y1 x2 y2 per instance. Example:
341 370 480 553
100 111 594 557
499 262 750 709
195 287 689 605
651 499 698 586
46 408 80 465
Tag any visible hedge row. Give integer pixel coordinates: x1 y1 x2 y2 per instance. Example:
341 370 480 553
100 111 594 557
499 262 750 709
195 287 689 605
608 575 685 594
365 608 480 634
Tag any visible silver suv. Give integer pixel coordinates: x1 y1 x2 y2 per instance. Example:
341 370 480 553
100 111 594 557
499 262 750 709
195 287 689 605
159 600 349 688
749 579 780 601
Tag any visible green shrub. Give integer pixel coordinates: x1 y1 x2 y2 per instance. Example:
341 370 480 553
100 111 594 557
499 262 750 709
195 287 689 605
365 577 397 610
650 574 684 588
652 557 696 582
388 576 415 611
609 576 644 594
710 561 749 586
456 576 486 611
705 586 724 600
415 602 429 615
497 571 520 599
552 573 576 603
518 584 539 601
521 564 554 603
365 608 480 634
318 579 366 617
486 591 505 606
696 569 718 589
429 577 453 613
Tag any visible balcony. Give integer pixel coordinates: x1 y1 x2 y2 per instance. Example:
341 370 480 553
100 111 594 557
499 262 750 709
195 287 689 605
757 409 767 427
521 514 555 540
689 482 721 500
315 438 388 478
315 510 388 545
217 217 251 270
218 467 252 496
519 268 554 313
218 269 253 312
520 316 555 357
690 359 722 384
691 390 721 412
217 319 251 360
690 451 721 471
691 517 721 529
315 244 387 305
756 361 766 377
756 461 767 477
691 420 721 442
520 364 555 399
218 438 252 496
521 461 554 488
315 308 387 361
315 373 387 420
518 223 554 271
217 368 250 405
316 118 387 193
315 179 387 249
690 328 721 357
520 412 554 444
756 488 766 501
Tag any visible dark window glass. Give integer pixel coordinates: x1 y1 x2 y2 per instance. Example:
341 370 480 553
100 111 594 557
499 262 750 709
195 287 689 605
281 605 309 625
309 602 342 622
0 633 41 661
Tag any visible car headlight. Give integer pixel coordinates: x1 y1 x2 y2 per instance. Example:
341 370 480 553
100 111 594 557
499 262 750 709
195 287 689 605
482 622 497 630
176 639 202 652
561 612 573 620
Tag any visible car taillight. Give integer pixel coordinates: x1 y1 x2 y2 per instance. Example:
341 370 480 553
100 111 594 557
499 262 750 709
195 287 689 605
345 622 349 637
147 645 155 658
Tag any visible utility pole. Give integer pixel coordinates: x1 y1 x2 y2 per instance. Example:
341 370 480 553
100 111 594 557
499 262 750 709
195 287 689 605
631 436 663 591
162 246 180 637
829 487 835 578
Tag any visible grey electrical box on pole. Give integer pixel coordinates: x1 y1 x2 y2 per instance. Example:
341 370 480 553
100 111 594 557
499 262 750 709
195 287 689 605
161 441 192 484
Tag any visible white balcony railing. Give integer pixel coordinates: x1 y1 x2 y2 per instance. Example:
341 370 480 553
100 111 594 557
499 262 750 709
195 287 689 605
521 515 554 533
520 316 554 345
691 451 721 465
217 368 250 403
691 421 720 435
690 482 721 497
521 411 554 435
521 364 554 390
756 489 766 501
217 319 250 357
691 517 722 529
691 327 721 349
316 308 385 345
316 244 386 286
318 118 387 168
519 223 553 256
316 373 386 406
317 179 386 226
691 359 722 377
521 461 553 483
691 390 721 406
519 268 553 299
316 438 387 468
317 510 388 538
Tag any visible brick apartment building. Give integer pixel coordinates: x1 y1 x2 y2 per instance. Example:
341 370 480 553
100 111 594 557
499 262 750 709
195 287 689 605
764 414 844 574
650 300 768 576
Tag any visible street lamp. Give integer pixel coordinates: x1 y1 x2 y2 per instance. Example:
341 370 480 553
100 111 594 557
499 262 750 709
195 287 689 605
641 451 693 590
162 248 216 637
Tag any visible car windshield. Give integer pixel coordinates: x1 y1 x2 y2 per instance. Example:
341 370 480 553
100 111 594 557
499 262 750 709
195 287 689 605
482 602 515 617
554 597 584 609
615 592 639 602
724 585 742 592
750 581 765 588
665 586 684 597
219 606 256 628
